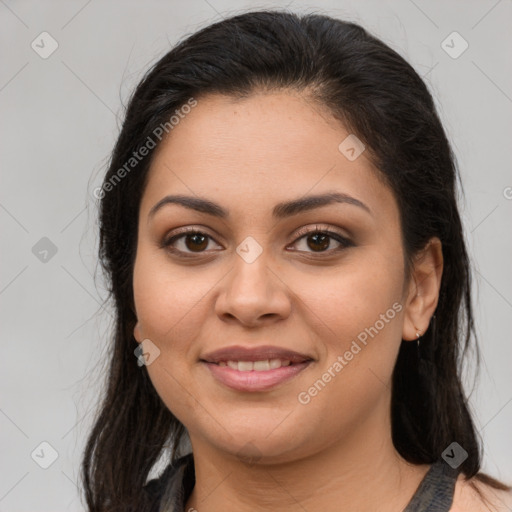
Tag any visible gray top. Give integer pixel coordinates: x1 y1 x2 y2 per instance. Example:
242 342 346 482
403 458 460 511
145 453 459 511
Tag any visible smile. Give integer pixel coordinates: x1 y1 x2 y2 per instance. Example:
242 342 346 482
202 360 312 392
218 359 291 371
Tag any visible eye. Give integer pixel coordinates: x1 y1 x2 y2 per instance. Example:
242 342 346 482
161 228 221 257
160 224 353 258
289 225 353 255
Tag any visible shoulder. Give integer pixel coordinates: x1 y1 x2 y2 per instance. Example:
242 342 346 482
450 473 512 512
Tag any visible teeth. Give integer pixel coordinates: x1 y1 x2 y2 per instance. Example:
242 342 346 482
269 358 282 369
220 359 292 371
254 360 270 371
238 361 253 372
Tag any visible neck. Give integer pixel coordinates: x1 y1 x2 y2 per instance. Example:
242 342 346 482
185 407 430 512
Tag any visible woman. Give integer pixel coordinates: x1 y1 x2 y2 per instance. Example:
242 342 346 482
82 9 512 512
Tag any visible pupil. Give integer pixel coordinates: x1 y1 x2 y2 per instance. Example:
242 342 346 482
308 233 329 251
186 233 208 251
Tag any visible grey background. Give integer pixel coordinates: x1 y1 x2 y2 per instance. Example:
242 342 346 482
1 0 511 510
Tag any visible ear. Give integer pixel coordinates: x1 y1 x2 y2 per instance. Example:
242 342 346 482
133 321 143 344
402 237 443 341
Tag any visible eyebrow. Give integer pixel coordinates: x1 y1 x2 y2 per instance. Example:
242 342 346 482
148 191 372 222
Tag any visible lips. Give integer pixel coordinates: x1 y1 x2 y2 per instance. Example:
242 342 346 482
200 345 313 365
200 345 314 391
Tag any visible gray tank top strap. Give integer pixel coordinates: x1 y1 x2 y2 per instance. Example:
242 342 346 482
403 459 460 511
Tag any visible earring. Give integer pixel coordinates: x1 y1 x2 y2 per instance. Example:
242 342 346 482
414 327 422 348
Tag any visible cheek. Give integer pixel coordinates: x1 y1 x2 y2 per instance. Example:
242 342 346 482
291 253 404 404
132 248 220 416
132 251 202 421
291 252 404 343
132 247 212 342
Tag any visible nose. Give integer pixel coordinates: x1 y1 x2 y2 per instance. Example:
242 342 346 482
214 247 292 327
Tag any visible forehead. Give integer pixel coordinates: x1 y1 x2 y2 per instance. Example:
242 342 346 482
141 91 397 223
151 90 358 172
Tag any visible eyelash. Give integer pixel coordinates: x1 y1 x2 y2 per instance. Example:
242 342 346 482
160 224 354 259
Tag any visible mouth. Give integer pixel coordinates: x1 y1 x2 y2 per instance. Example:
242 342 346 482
200 345 314 392
200 345 313 365
214 358 296 370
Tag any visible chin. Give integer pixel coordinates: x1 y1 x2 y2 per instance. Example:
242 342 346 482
202 424 309 465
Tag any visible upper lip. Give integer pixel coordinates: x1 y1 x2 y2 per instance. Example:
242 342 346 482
200 345 313 364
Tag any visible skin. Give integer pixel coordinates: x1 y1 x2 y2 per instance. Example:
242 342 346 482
132 90 504 511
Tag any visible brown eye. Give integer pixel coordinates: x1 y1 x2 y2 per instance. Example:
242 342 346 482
161 225 353 259
161 229 221 256
183 232 209 252
291 227 353 255
305 232 330 252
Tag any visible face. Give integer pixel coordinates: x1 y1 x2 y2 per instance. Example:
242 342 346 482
133 90 414 464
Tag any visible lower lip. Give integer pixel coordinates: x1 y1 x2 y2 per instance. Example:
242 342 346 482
202 361 312 392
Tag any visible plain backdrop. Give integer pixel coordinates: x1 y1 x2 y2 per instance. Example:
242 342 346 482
1 1 511 510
